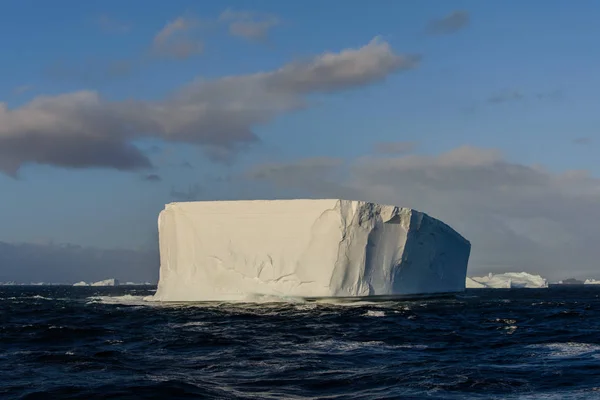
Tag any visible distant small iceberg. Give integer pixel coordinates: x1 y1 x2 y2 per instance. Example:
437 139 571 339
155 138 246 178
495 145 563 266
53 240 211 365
72 279 120 287
466 272 548 289
91 279 119 287
73 279 152 287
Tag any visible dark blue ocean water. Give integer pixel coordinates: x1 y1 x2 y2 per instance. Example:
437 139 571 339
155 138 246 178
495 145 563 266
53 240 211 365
1 286 599 399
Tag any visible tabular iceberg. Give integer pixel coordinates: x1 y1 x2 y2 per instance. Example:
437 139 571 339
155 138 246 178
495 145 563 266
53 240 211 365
150 199 471 302
468 272 548 289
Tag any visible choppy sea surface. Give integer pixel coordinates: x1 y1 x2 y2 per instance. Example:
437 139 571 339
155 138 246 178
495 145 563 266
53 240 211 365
1 286 600 399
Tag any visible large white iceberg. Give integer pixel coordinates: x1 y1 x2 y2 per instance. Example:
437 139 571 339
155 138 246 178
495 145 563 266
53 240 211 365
150 199 471 302
584 279 600 285
468 272 548 289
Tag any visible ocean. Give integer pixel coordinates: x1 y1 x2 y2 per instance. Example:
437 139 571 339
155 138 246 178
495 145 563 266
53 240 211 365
1 286 599 399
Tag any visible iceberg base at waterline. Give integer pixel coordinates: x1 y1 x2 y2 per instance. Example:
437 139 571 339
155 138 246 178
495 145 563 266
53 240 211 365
148 199 472 302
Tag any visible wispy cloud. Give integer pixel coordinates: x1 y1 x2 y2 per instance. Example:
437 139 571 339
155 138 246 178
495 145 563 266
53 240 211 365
427 11 470 35
170 184 203 201
487 89 563 105
219 8 280 42
44 58 135 85
0 37 420 176
13 85 33 95
573 137 592 145
536 89 563 101
152 15 204 59
96 14 131 34
372 141 417 155
143 174 161 182
488 90 524 104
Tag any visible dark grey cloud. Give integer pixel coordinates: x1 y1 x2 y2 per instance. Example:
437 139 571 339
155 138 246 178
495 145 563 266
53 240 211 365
0 38 419 177
0 241 158 284
573 137 592 145
170 184 203 201
219 8 280 41
427 11 470 35
372 141 416 155
143 174 161 182
247 146 600 281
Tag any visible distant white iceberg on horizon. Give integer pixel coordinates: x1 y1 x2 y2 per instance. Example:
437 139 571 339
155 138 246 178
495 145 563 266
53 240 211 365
466 272 548 289
584 279 600 285
72 279 152 287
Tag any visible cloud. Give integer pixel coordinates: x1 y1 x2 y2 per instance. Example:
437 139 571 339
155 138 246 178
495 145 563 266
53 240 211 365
170 184 203 201
0 38 419 176
573 137 592 145
488 90 524 104
96 14 131 34
372 141 416 155
0 241 158 283
536 89 563 101
247 145 600 280
427 11 470 35
152 15 203 59
248 156 343 182
219 8 280 41
487 89 563 105
13 85 33 95
45 59 135 85
143 174 161 182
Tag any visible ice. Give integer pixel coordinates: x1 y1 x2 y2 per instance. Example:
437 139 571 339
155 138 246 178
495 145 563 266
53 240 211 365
468 272 548 289
584 279 600 285
90 278 120 287
150 199 471 302
73 281 88 286
465 277 486 288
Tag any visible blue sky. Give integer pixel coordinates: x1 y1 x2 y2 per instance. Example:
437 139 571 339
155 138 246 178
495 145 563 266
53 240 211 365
1 0 599 281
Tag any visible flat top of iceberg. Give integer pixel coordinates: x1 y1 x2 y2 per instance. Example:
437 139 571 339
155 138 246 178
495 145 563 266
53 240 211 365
164 199 469 244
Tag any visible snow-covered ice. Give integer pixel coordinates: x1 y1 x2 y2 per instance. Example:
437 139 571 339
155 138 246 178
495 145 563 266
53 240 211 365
467 272 548 289
584 279 600 285
150 199 471 302
73 281 88 286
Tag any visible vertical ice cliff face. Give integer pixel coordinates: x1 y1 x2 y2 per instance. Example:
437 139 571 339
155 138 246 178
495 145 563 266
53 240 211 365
150 199 471 301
